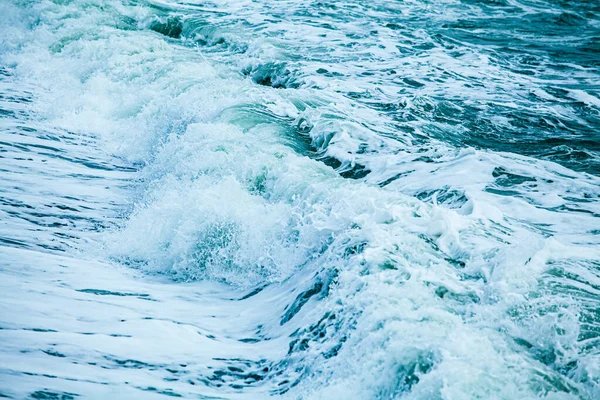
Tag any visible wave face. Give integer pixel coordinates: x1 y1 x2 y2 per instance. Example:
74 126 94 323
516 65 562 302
1 0 599 398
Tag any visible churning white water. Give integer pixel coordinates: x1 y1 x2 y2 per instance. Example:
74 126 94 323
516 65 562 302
1 0 599 398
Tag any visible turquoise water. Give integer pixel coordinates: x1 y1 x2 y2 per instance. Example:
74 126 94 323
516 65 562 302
1 0 599 398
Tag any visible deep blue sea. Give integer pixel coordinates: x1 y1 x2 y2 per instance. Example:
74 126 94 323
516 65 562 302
1 0 599 398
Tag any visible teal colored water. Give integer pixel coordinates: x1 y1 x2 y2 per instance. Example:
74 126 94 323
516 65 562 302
0 0 599 399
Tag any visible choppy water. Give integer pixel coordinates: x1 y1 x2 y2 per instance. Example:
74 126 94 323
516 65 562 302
1 0 599 398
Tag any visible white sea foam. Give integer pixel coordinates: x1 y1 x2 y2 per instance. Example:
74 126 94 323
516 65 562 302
1 0 599 398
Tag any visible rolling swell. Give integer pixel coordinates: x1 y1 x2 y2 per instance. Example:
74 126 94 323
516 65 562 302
0 0 599 399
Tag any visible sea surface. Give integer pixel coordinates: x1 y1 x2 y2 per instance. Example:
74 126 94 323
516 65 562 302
1 0 600 398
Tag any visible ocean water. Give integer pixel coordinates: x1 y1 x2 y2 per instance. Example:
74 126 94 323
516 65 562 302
1 0 599 398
